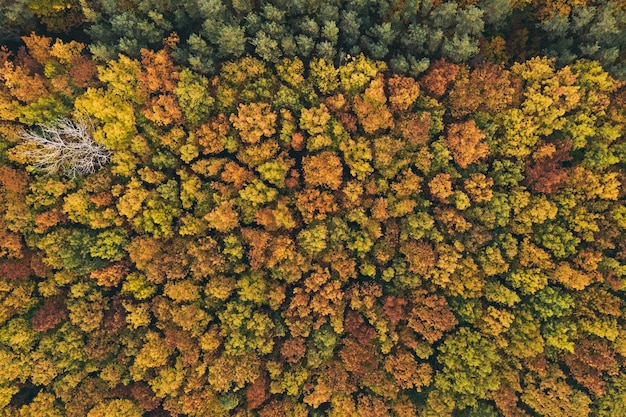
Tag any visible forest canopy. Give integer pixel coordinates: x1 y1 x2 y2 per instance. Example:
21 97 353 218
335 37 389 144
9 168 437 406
0 1 625 416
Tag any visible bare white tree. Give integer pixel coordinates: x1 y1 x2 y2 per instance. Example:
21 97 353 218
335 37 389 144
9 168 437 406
17 117 111 178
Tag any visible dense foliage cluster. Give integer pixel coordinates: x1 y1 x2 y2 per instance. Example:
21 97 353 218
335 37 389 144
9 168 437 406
0 1 625 417
2 1 626 78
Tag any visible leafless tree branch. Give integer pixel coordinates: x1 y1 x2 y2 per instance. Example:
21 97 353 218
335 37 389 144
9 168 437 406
17 117 111 178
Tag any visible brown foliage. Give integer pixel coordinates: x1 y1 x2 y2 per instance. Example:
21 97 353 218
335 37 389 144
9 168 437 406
383 349 432 390
67 56 98 88
131 383 160 412
400 240 437 275
258 399 303 417
32 294 68 332
525 140 572 194
246 372 270 410
563 339 620 396
398 112 431 147
0 256 32 280
280 338 307 364
325 94 358 134
344 310 377 345
165 328 200 366
383 296 408 326
489 387 528 417
283 289 313 337
356 395 390 417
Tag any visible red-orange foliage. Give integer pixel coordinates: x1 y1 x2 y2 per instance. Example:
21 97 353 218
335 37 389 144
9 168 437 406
407 290 458 343
0 252 28 278
302 151 344 190
295 189 338 224
0 54 49 104
258 399 301 417
3 43 625 417
419 59 460 99
220 161 255 190
447 62 520 118
197 114 230 155
143 94 184 126
489 386 528 417
138 49 179 96
387 74 420 113
34 208 66 233
136 48 185 126
344 310 378 345
127 236 162 276
241 228 272 270
0 166 28 193
446 120 489 169
246 372 270 410
384 349 432 390
353 75 394 133
340 337 379 379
